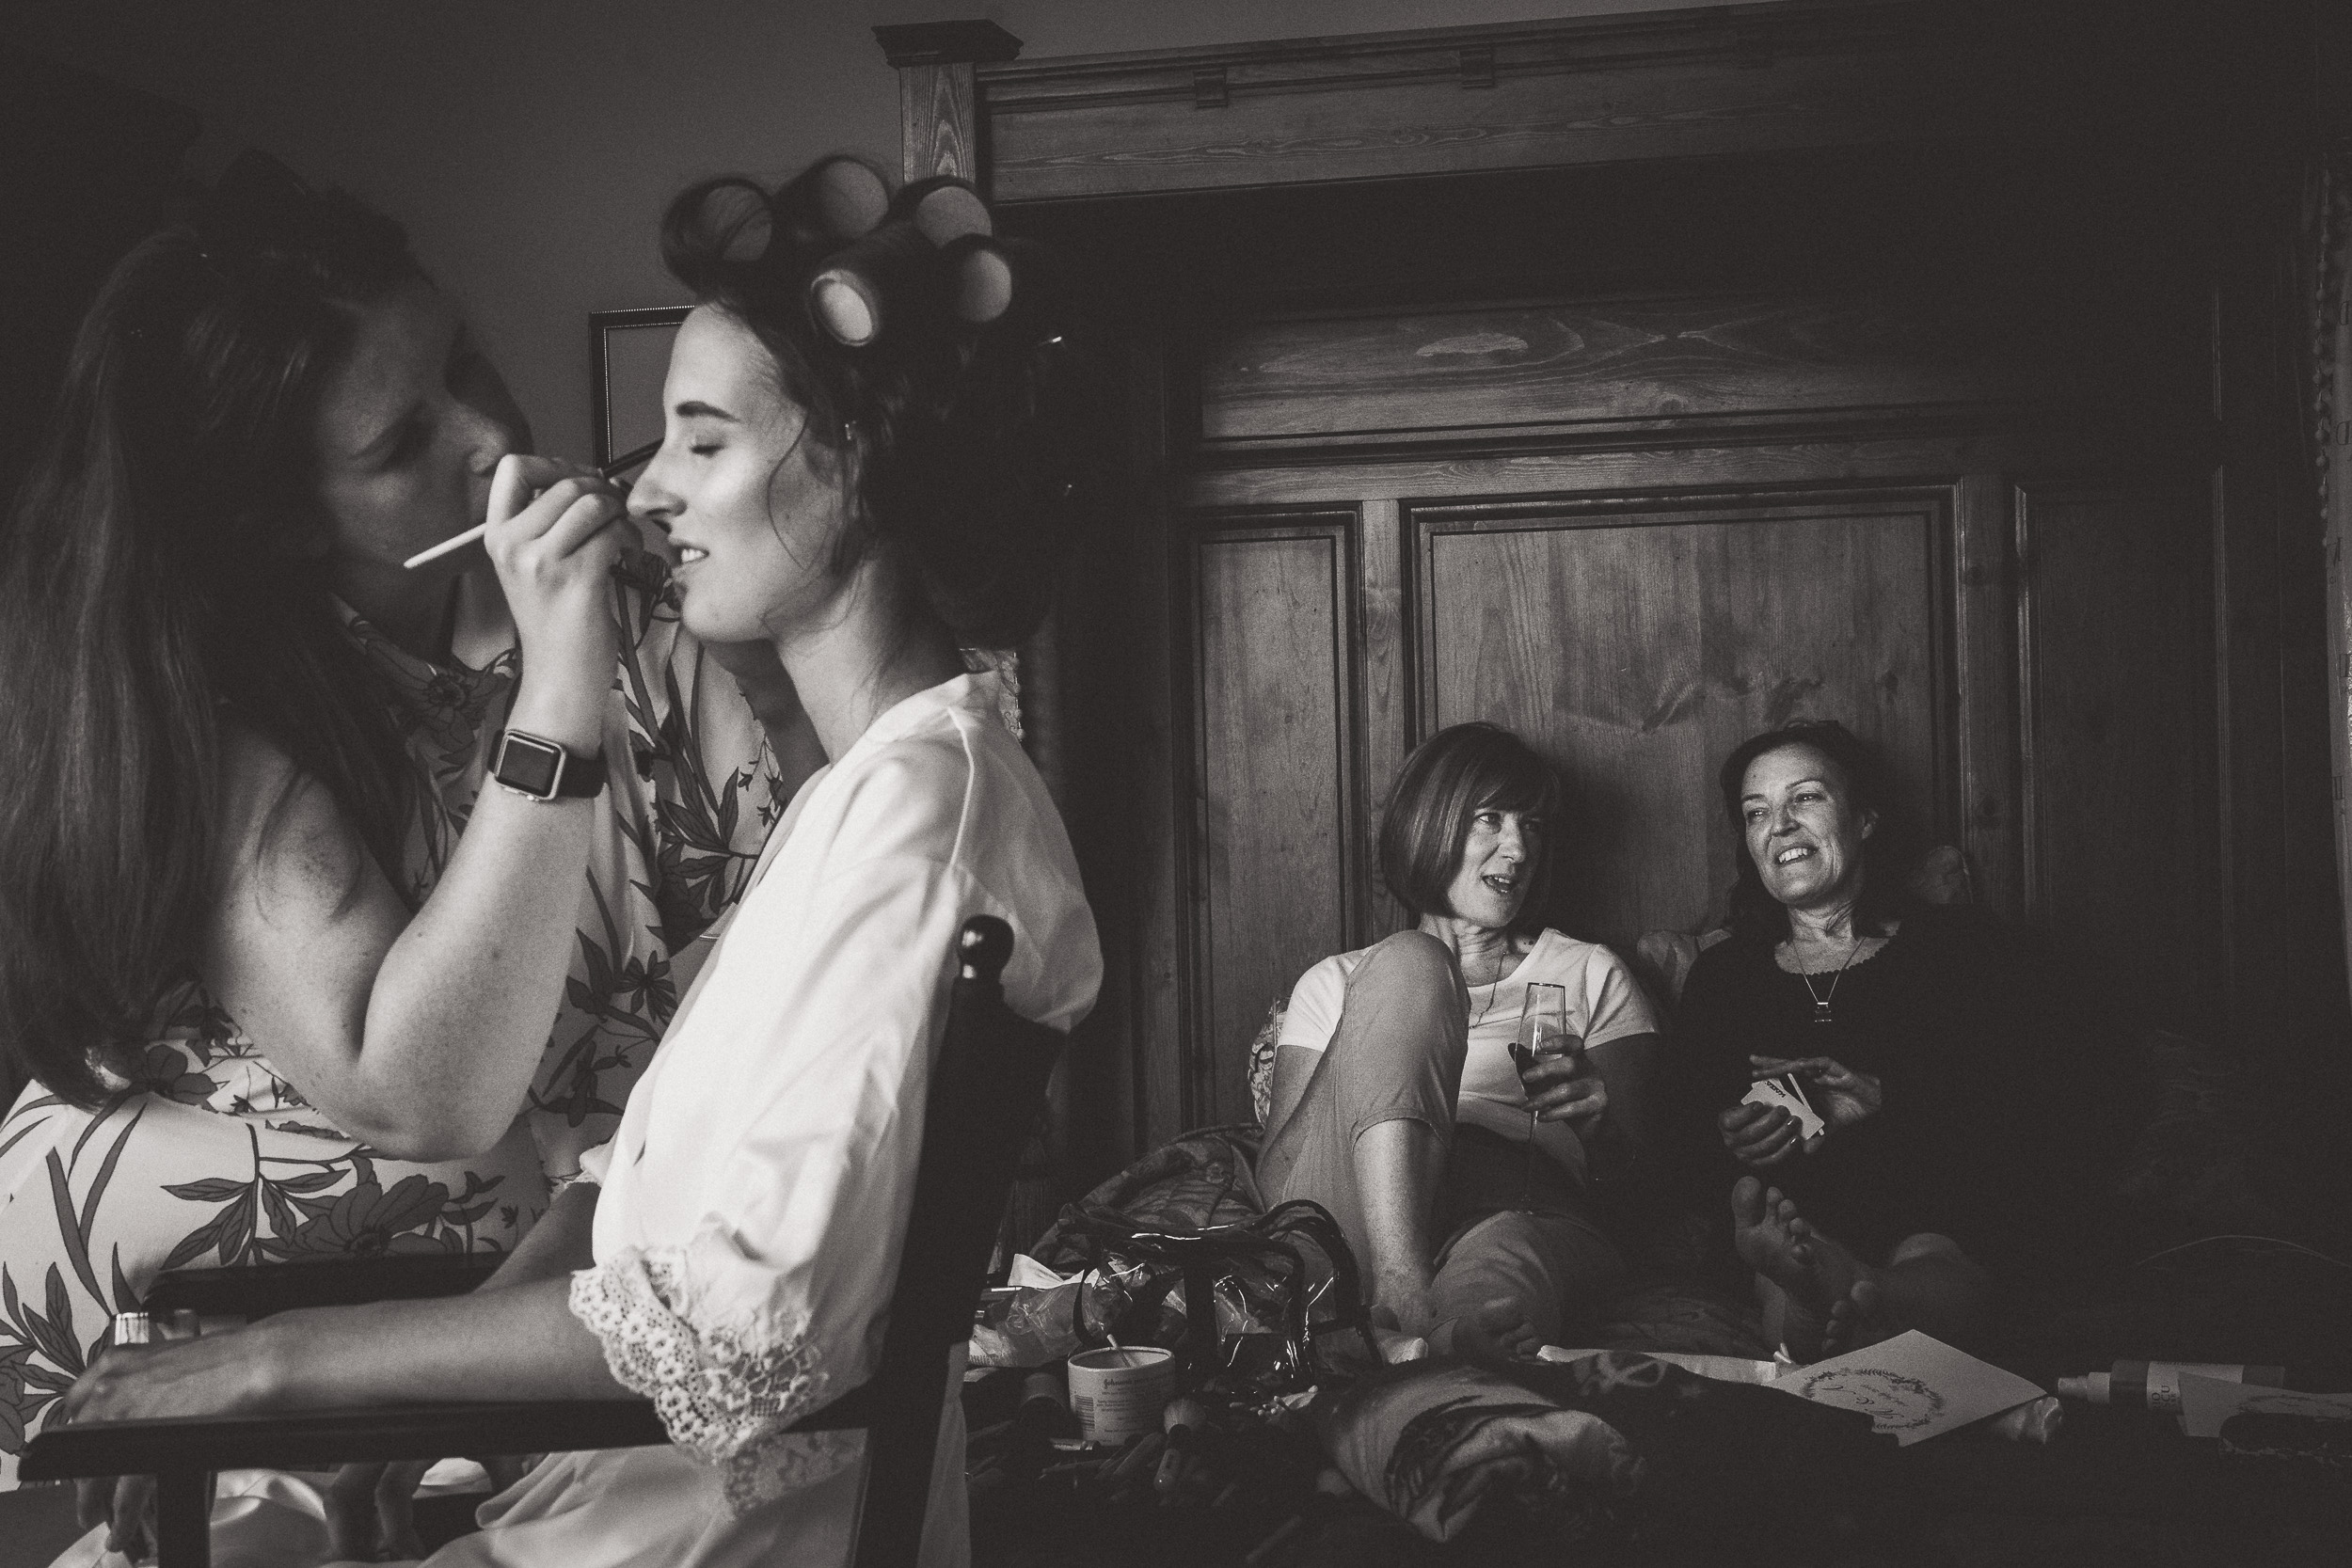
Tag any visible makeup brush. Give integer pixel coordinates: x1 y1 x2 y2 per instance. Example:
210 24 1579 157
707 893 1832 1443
401 438 660 570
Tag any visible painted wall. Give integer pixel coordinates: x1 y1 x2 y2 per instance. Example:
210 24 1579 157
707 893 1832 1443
15 0 1757 461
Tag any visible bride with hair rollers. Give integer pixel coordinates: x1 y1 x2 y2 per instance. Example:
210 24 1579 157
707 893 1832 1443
52 154 1102 1568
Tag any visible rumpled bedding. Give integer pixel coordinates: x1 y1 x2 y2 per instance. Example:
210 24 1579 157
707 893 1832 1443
1318 1351 1893 1545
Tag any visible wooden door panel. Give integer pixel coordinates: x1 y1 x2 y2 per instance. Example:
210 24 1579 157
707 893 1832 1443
1415 496 1947 951
2019 480 2222 1029
1190 519 1358 1126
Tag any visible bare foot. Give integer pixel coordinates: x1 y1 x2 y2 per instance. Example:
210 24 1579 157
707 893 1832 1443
1428 1296 1542 1369
1822 1276 1891 1355
1370 1275 1438 1341
1730 1176 1876 1360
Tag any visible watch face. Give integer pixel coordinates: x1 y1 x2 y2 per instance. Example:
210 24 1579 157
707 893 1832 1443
499 735 564 797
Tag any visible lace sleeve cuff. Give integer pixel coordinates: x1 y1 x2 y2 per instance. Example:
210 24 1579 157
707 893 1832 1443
569 1248 859 1513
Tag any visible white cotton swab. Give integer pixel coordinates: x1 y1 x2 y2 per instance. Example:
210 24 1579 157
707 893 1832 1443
401 439 660 569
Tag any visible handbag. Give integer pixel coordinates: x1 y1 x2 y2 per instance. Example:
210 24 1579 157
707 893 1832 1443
1051 1198 1376 1390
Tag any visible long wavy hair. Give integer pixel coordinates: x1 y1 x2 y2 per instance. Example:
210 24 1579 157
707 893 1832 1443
0 155 427 1105
1717 719 1915 946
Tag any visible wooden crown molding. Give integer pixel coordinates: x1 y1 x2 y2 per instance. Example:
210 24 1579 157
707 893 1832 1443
873 20 1023 70
955 0 1998 203
972 0 1936 103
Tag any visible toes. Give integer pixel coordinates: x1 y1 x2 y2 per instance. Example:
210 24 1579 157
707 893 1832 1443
1822 1281 1882 1354
1731 1176 1764 1223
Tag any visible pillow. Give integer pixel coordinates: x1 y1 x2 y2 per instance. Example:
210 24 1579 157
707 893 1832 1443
1630 928 1726 1010
2110 1028 2287 1248
1909 843 1973 906
1246 997 1286 1126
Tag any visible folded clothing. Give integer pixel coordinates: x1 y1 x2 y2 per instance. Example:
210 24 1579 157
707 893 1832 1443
1316 1350 1900 1548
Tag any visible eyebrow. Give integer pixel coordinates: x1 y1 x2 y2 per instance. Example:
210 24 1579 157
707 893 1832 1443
674 400 739 423
1741 777 1827 802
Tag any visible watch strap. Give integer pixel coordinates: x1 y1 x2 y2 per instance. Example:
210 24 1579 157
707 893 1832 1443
493 729 607 800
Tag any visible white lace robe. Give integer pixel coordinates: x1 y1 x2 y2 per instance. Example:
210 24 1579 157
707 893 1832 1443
424 671 1100 1568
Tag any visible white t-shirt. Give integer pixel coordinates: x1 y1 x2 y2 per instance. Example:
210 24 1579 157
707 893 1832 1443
1278 928 1657 1177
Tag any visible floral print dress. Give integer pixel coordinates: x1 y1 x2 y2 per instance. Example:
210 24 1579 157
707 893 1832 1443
0 548 782 1488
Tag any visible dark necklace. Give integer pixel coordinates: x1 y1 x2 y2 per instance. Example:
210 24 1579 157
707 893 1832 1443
1792 937 1863 1026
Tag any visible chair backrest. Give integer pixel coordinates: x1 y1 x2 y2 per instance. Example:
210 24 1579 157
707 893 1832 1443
842 912 1066 1568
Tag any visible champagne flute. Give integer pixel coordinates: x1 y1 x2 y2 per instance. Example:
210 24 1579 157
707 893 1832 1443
1508 982 1580 1210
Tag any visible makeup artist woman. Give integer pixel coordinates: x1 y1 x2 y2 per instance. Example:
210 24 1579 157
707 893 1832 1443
0 160 808 1488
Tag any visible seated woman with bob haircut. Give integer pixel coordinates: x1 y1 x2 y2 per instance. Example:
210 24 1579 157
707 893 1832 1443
1258 721 1663 1358
55 156 1101 1568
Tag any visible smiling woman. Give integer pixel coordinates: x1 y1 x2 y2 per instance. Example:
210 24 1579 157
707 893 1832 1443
1256 721 1664 1358
628 308 836 648
1670 720 2121 1362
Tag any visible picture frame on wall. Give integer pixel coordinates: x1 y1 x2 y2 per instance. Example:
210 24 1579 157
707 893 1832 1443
589 307 689 467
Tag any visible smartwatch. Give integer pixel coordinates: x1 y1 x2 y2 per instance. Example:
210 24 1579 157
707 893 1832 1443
491 728 608 801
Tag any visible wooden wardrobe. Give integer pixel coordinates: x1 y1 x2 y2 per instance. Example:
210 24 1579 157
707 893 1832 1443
879 0 2340 1183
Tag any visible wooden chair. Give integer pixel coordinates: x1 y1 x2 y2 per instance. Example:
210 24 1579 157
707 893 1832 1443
23 914 1063 1568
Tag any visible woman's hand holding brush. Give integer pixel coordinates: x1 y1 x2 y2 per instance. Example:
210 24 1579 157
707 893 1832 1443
479 452 630 751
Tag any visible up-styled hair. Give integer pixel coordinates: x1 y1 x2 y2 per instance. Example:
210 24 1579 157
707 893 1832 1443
1716 719 1913 945
657 163 1093 647
0 153 427 1106
1378 722 1562 935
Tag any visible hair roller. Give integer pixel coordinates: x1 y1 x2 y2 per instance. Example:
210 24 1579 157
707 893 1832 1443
892 176 993 245
808 175 1006 345
987 236 1078 339
806 217 942 347
703 182 776 265
772 155 891 253
662 177 784 295
941 234 1013 325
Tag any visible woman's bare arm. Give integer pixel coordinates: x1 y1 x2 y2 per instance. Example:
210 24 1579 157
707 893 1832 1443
200 726 608 1161
64 1275 619 1432
195 461 632 1161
